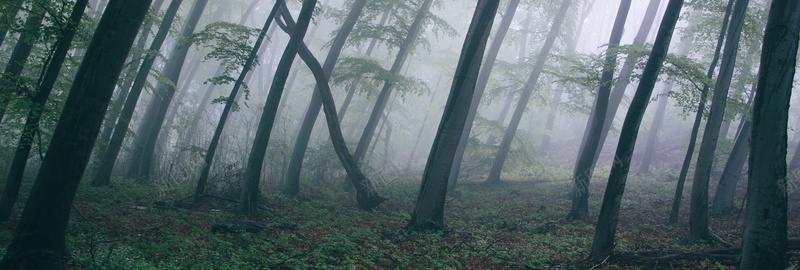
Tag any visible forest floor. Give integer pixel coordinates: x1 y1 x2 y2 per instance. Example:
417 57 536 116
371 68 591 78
1 168 799 269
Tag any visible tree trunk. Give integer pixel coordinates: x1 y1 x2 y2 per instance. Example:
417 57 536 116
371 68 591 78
709 116 751 213
0 3 45 124
566 0 631 220
91 0 183 187
0 0 89 222
484 0 572 184
0 0 150 266
739 1 799 267
589 0 683 258
193 1 280 201
283 0 367 197
667 0 735 225
636 85 671 175
405 0 497 232
446 0 519 193
689 0 748 242
126 0 209 182
238 0 316 216
0 0 24 49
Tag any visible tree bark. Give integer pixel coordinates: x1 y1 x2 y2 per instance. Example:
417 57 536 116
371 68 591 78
0 0 150 266
405 0 498 232
484 0 572 184
589 0 683 258
709 115 751 213
0 0 24 49
739 1 799 268
689 0 748 242
0 3 45 124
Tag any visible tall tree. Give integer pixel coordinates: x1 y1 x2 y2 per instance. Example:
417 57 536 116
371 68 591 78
126 0 209 182
566 0 631 220
589 0 684 258
238 0 316 215
484 0 572 184
0 2 45 124
0 0 89 222
709 111 751 213
635 85 671 175
446 0 520 192
688 0 748 242
0 0 150 266
283 0 368 197
0 0 24 49
667 0 735 225
91 0 184 186
739 1 799 268
406 0 498 232
193 0 280 200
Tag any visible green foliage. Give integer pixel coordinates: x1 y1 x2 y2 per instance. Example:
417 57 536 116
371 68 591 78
189 21 259 82
331 56 429 98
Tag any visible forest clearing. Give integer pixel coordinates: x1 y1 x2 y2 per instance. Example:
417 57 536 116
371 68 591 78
0 0 797 269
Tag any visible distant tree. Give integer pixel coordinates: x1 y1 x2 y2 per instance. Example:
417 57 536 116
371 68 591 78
635 86 670 175
566 0 631 220
405 0 498 232
709 107 751 213
0 0 24 49
0 2 46 124
238 0 316 215
0 0 151 266
589 0 684 258
0 0 89 222
739 1 799 267
688 0 749 242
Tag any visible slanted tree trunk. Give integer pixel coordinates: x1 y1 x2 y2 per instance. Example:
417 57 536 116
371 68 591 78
689 0 748 242
283 0 367 197
636 85 671 175
126 0 209 182
565 0 631 220
484 0 572 184
91 0 183 187
709 114 751 213
789 138 800 174
0 0 24 52
0 0 150 267
0 3 45 124
667 0 735 225
405 0 498 232
739 1 799 267
193 1 280 201
238 0 316 215
0 0 89 223
589 0 684 258
446 0 519 193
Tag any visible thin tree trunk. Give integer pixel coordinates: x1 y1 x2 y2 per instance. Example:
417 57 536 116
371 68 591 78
92 0 183 186
0 0 150 266
0 0 24 52
0 3 45 124
589 0 684 258
689 0 748 242
0 0 89 222
485 0 572 184
709 116 751 213
566 0 631 220
739 1 799 267
405 0 498 232
407 91 438 171
636 85 671 175
238 0 316 215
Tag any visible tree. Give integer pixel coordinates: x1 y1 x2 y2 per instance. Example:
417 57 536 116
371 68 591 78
284 0 368 197
192 0 279 201
566 0 632 220
739 1 799 267
589 0 684 258
0 2 46 124
238 0 316 215
0 0 24 49
0 0 89 222
405 0 498 232
688 0 749 242
0 0 151 266
709 111 751 213
635 85 670 175
91 0 184 186
667 0 735 225
484 0 572 184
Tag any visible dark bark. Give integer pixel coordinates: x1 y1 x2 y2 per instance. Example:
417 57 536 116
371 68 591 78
566 0 631 220
238 0 315 216
0 0 88 222
636 85 671 175
405 0 497 232
689 0 748 242
485 0 572 184
0 3 45 124
193 1 280 201
283 0 367 197
126 0 209 182
667 0 735 225
91 0 183 187
589 0 683 258
709 116 751 213
0 0 24 51
0 0 150 266
446 0 519 192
